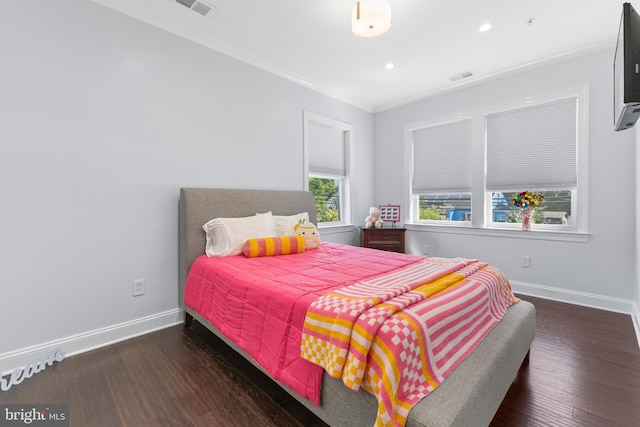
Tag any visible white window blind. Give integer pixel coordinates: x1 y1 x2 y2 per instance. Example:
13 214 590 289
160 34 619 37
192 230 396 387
486 97 577 191
308 123 345 176
412 119 473 193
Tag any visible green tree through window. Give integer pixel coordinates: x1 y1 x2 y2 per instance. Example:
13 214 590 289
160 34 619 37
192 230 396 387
309 177 340 223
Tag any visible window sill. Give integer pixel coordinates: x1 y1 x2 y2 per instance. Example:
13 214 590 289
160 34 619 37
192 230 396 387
405 223 590 243
317 224 356 235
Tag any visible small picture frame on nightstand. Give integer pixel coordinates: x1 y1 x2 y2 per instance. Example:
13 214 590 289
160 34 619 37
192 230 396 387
379 204 400 227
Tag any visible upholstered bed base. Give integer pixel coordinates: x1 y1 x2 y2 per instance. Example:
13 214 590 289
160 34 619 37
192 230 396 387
178 187 536 427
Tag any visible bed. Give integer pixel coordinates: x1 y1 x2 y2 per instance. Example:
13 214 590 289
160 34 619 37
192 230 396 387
178 187 535 427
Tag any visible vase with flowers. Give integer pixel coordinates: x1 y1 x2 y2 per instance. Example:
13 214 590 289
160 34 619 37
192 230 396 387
512 191 543 231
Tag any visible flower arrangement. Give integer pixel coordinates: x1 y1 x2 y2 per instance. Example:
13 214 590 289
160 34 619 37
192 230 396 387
512 191 544 209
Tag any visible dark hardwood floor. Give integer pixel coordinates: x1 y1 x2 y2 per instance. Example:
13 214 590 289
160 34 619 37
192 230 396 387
1 296 639 426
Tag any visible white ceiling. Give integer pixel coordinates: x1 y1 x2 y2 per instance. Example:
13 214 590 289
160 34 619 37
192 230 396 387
93 0 622 112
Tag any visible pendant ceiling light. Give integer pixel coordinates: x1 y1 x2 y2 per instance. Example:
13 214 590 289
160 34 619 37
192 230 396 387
351 0 392 38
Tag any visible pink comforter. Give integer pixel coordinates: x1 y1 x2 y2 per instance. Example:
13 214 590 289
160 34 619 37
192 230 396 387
184 242 425 404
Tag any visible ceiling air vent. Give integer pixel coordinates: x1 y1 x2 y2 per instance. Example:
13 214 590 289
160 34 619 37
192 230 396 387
176 0 196 8
175 0 215 17
448 70 474 82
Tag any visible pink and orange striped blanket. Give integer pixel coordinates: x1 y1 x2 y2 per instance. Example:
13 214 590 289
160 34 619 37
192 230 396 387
301 257 518 427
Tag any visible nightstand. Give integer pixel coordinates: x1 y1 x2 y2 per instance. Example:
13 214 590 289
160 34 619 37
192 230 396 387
361 227 406 253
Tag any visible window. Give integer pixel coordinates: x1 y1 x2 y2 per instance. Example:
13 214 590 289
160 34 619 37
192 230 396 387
304 111 352 225
486 96 580 230
411 119 473 224
418 193 472 222
308 177 341 222
490 191 573 225
406 87 588 234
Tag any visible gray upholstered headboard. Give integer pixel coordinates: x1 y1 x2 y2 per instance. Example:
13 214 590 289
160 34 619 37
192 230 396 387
178 187 317 308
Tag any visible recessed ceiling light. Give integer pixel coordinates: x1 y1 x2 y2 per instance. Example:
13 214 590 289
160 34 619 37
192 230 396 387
385 63 395 70
479 23 492 32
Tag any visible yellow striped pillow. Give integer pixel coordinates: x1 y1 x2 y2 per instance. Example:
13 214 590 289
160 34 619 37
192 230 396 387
242 235 306 258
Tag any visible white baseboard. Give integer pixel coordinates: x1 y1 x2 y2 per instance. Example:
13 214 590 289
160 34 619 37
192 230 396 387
511 280 640 348
0 309 184 376
511 280 635 313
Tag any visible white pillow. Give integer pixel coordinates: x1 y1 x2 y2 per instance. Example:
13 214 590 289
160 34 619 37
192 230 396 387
257 211 309 236
203 213 276 257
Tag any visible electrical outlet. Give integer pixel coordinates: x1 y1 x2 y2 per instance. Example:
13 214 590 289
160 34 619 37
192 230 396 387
133 279 145 297
521 256 531 268
423 245 430 255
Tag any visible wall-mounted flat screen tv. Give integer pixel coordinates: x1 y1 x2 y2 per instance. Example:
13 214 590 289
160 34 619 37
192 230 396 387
614 2 640 131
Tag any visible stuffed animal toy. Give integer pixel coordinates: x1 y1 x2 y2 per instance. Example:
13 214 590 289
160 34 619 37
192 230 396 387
365 207 384 229
294 220 321 249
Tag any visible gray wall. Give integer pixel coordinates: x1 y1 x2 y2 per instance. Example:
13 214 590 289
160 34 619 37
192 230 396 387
0 0 372 365
375 49 637 309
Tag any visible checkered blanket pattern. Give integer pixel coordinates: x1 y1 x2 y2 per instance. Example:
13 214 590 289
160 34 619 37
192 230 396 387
301 258 518 427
